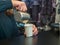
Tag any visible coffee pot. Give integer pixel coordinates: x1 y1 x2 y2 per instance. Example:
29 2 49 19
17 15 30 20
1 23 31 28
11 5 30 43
13 9 31 23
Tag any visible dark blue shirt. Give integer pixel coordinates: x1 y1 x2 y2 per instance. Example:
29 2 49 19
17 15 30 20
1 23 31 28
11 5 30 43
0 0 24 39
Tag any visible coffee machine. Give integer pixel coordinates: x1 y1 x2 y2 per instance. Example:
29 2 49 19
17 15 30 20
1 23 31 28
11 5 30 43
50 0 60 31
55 0 60 31
55 0 60 23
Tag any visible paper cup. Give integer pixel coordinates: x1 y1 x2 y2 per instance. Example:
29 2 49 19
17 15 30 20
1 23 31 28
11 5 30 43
24 24 33 37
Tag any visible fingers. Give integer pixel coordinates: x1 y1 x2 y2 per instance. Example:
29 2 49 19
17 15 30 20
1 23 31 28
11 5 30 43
33 27 38 36
20 6 27 12
20 2 27 11
32 25 38 36
16 2 27 12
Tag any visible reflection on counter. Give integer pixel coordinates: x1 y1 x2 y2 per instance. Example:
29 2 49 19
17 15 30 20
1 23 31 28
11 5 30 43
25 36 38 45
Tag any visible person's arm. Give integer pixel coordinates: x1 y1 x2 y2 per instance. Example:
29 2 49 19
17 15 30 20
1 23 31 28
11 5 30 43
0 0 13 12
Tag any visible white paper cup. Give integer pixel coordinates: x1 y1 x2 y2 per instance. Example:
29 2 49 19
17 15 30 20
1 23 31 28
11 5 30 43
24 24 33 37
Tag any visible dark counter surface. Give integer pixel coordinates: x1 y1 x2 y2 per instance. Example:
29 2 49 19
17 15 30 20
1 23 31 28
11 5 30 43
0 31 59 45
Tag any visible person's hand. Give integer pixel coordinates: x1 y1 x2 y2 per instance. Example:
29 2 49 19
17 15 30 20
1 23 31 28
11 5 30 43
11 0 27 12
32 25 38 36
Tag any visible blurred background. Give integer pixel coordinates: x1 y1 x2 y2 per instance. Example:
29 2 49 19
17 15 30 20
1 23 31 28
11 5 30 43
13 0 59 33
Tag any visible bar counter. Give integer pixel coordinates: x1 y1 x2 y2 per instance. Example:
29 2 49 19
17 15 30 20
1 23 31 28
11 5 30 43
0 31 59 45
